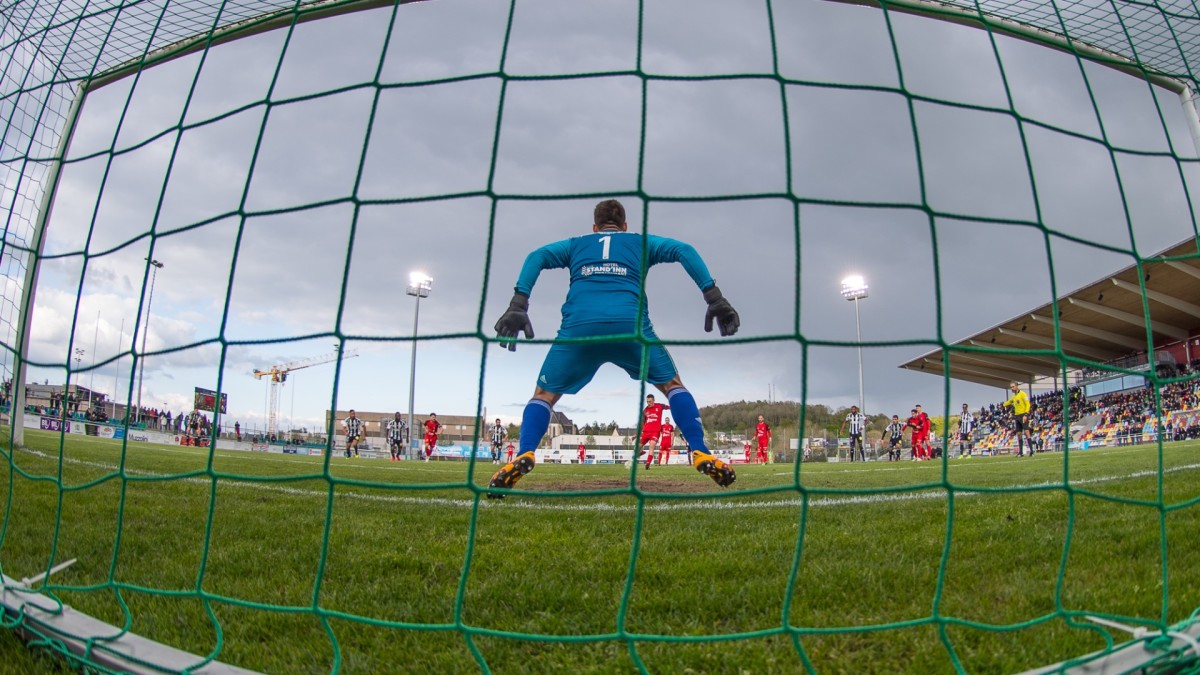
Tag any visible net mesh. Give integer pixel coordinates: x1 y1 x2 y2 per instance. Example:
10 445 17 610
1 0 1200 672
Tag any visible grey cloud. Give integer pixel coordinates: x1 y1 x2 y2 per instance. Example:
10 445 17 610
788 87 920 203
26 0 1199 427
774 1 898 88
640 0 774 75
186 36 281 124
246 91 376 213
643 79 787 196
379 1 510 82
159 112 263 227
270 10 392 102
358 79 503 200
503 0 639 75
890 12 1012 110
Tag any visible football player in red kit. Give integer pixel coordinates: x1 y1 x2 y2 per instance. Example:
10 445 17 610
906 406 931 460
422 413 442 462
639 394 669 469
755 415 772 462
655 417 675 466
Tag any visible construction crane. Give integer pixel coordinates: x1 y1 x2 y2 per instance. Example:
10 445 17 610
253 349 357 437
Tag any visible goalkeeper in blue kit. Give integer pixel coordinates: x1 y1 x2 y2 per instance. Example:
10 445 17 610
488 199 740 497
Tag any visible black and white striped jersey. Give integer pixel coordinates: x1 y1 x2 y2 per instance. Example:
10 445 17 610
959 411 975 435
344 416 364 438
386 418 406 441
885 422 904 439
490 423 506 444
846 412 866 435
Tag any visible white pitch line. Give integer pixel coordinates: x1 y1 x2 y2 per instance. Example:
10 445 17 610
10 447 1200 513
770 444 1178 476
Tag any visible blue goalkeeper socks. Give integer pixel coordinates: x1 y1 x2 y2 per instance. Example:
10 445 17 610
666 387 708 452
519 399 553 454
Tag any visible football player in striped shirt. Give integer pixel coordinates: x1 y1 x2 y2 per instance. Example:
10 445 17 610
954 403 976 458
884 415 905 461
840 406 867 461
489 418 507 465
386 412 407 461
342 409 364 458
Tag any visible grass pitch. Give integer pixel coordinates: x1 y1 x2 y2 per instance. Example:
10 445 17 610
2 430 1199 673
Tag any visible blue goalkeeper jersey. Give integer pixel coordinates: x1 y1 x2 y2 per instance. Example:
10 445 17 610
514 231 715 330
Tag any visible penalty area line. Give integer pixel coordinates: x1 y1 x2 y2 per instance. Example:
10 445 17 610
14 448 1200 514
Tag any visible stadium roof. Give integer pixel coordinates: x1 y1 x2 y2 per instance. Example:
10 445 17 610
900 237 1200 390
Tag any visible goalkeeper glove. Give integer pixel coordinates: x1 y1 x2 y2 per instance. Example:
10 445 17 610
703 285 740 337
495 292 534 351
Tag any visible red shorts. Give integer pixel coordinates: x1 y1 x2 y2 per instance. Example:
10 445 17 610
640 430 660 445
424 433 437 445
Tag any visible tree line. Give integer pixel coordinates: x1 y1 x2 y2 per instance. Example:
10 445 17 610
698 399 892 440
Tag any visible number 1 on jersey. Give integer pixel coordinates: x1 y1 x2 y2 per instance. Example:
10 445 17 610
598 235 612 260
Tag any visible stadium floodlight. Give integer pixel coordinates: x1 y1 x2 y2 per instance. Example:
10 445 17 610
840 275 869 302
135 258 164 426
841 275 868 457
73 347 84 410
406 272 433 460
89 311 99 408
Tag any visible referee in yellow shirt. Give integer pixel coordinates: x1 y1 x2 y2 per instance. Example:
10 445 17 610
1001 382 1033 457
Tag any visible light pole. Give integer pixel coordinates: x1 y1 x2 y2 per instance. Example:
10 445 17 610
73 347 84 414
89 310 99 410
135 258 163 426
841 274 869 457
406 271 433 460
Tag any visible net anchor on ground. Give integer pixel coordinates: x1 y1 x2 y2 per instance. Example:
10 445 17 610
1024 615 1200 674
1 570 258 674
14 557 76 590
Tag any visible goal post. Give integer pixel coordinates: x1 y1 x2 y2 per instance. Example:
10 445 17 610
1 0 1199 671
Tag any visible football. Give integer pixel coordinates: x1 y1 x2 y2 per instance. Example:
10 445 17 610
624 460 633 468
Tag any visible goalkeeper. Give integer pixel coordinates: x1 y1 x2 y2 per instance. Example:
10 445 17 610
489 199 740 497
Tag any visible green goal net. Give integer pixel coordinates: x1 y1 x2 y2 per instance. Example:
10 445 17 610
2 0 1200 672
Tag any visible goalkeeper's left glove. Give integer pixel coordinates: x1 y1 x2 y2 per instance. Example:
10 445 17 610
495 292 534 351
703 284 740 336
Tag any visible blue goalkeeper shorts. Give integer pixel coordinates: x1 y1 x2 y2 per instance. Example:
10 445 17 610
536 321 677 395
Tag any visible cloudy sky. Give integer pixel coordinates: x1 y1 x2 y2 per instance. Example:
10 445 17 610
15 0 1200 435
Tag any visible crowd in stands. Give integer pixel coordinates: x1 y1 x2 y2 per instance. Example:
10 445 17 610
5 393 325 448
11 396 106 422
972 365 1200 452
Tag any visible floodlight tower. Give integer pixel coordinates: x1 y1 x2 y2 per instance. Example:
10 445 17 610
406 272 433 460
840 275 869 418
73 347 84 384
135 258 163 425
73 347 84 412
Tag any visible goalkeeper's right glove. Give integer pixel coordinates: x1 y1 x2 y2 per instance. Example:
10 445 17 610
494 292 534 351
703 284 740 337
